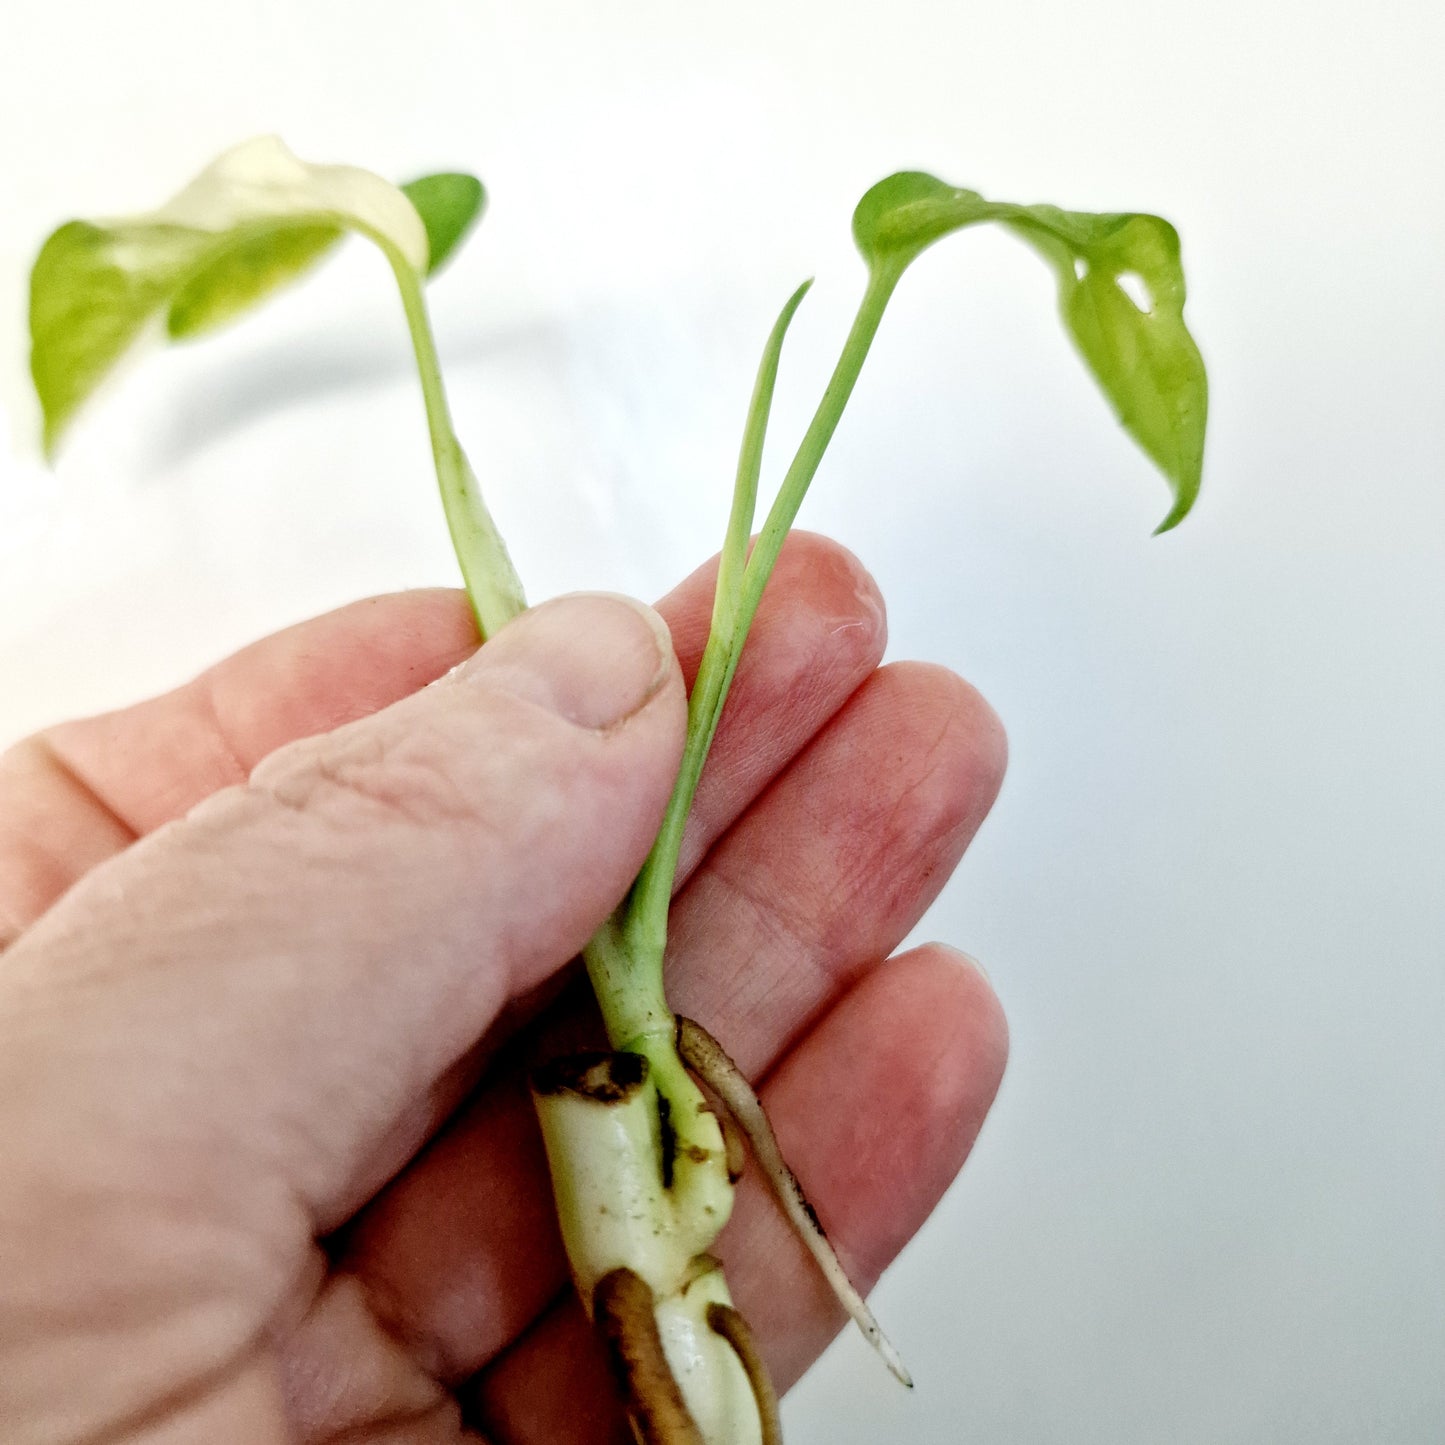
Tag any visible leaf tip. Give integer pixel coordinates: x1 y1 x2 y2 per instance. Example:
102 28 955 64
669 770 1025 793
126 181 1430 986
32 361 71 466
1151 484 1198 535
783 276 814 315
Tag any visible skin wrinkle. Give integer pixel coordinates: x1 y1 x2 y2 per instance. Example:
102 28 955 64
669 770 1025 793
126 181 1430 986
351 1268 460 1391
29 734 141 845
244 704 587 948
670 591 885 885
318 1403 482 1445
279 1274 451 1442
0 738 137 950
266 1244 332 1348
262 720 488 831
676 665 1000 1058
59 590 481 849
817 670 1004 963
46 705 213 843
190 668 259 792
63 1342 276 1445
825 692 971 931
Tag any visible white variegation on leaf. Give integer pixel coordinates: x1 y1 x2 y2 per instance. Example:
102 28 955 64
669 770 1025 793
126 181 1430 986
28 136 520 635
29 136 438 455
127 135 429 270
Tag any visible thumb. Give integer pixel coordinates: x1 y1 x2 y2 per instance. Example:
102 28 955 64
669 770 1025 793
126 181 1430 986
0 593 684 1234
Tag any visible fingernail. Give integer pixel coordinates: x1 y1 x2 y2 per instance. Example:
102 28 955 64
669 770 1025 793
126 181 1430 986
935 943 992 987
464 594 675 729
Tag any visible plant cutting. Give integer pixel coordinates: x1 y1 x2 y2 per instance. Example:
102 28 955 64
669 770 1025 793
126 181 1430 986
28 136 1207 1444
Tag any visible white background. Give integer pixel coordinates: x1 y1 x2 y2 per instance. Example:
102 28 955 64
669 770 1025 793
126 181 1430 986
2 2 1442 1441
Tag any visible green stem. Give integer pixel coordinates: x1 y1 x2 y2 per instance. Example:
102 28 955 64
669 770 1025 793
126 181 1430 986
388 254 527 640
614 266 900 993
584 916 671 1057
713 280 814 637
551 264 907 1444
737 266 899 627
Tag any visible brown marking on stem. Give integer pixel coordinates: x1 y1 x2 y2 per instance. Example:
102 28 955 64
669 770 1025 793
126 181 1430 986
707 1302 783 1445
593 1268 706 1445
659 1091 676 1190
675 1015 913 1388
532 1049 648 1102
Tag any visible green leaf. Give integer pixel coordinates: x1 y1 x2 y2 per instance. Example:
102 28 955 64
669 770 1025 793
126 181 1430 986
852 171 996 272
31 220 216 450
401 173 486 276
852 171 1207 531
166 223 342 339
28 136 462 455
161 171 484 343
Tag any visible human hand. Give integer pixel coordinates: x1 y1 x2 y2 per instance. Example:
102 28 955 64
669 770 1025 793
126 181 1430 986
0 534 1008 1444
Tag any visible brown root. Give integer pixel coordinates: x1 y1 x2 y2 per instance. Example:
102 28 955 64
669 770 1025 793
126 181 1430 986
593 1268 706 1445
676 1015 913 1388
706 1302 783 1445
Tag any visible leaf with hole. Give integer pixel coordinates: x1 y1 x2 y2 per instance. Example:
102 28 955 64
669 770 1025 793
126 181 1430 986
853 171 1207 530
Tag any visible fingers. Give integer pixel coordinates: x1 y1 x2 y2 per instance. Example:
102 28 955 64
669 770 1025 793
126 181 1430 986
705 946 1008 1388
0 588 479 946
467 944 1009 1442
325 661 1006 1389
663 661 1007 1077
0 595 686 1441
293 534 890 1224
0 532 881 948
4 593 685 1218
662 534 887 884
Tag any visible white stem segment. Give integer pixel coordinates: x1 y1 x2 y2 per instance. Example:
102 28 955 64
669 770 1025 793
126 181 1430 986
533 1053 685 1300
655 1263 765 1445
677 1017 913 1388
532 1052 765 1445
704 1300 783 1445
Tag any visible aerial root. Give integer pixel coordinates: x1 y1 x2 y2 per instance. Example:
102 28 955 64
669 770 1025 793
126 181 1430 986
593 1268 706 1445
675 1015 914 1388
706 1301 783 1445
